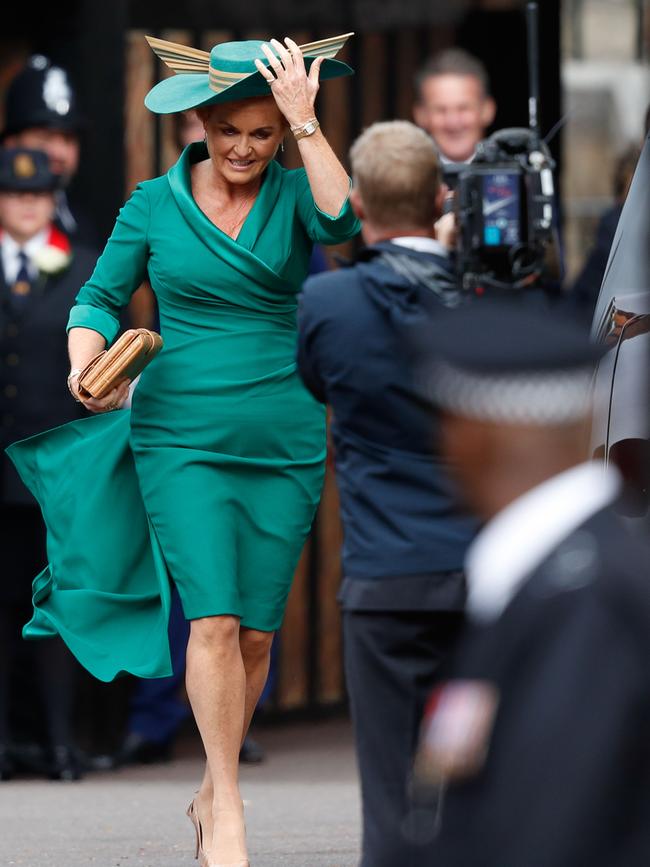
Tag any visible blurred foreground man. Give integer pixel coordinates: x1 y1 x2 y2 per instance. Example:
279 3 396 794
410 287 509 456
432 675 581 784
413 49 495 179
297 121 478 866
418 303 650 867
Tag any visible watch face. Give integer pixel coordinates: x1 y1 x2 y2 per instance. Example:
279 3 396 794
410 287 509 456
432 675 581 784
295 120 319 140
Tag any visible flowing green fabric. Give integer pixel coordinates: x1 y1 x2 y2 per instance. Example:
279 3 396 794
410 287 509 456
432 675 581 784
7 143 360 681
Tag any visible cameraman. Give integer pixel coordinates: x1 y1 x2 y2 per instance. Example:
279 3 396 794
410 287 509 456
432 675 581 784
297 121 479 867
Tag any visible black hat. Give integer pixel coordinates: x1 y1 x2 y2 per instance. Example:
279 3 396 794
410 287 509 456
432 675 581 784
422 301 606 425
0 55 82 140
0 148 61 192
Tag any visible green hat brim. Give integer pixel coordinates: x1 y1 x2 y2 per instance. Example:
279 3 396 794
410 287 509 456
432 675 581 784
145 57 353 114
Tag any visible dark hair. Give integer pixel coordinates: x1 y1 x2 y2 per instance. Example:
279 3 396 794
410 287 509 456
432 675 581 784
414 49 491 104
613 144 641 201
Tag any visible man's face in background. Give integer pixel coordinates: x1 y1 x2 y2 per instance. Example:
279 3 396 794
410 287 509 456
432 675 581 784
414 74 496 164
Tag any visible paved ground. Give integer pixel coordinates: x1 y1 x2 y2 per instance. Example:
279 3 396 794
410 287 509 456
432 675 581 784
1 719 361 867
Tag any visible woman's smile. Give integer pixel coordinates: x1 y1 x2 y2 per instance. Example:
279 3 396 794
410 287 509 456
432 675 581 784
227 157 256 170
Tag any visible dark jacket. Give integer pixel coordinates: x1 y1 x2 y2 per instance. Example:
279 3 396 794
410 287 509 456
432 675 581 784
0 238 98 503
297 241 479 611
54 188 101 250
433 507 650 867
569 204 622 324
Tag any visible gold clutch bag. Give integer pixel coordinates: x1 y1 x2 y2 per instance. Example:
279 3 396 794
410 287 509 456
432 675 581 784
77 328 163 399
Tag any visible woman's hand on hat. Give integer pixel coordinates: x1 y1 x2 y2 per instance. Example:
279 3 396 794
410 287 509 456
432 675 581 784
255 38 324 128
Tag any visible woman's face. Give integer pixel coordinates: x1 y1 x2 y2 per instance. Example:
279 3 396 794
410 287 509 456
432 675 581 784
0 191 56 243
199 97 286 186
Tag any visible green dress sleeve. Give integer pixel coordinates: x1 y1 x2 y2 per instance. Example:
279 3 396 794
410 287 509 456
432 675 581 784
67 184 151 345
295 170 360 245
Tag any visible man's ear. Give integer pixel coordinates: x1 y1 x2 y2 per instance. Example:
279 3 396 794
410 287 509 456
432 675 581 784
481 96 497 130
350 187 365 221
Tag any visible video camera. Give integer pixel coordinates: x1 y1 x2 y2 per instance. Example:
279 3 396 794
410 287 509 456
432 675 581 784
453 2 559 294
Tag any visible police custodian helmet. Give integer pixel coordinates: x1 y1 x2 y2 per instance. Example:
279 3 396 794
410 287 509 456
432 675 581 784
0 55 83 140
0 148 61 192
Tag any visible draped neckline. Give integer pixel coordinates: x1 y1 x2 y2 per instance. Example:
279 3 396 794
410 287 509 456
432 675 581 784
166 142 290 293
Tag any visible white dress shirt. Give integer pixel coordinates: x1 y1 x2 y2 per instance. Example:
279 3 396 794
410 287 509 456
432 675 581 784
438 150 477 167
466 461 621 624
390 236 449 258
1 229 49 284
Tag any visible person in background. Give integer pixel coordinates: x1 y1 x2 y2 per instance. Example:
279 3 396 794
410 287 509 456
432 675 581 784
0 148 98 780
1 55 97 249
297 120 479 867
569 105 649 324
419 302 650 867
412 48 496 186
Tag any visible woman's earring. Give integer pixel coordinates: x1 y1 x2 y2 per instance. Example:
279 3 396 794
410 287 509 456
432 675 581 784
203 132 207 144
281 140 285 153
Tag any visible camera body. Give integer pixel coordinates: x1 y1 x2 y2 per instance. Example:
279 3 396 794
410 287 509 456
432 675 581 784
454 128 557 294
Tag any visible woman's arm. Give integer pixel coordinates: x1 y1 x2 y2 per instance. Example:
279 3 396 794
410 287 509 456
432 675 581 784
68 326 105 370
255 38 350 216
67 327 131 413
68 184 151 343
66 184 152 412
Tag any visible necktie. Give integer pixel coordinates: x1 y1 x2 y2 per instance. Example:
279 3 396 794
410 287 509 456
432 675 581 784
10 250 32 312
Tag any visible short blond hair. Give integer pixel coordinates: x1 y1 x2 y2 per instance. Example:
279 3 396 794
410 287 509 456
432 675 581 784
350 121 441 230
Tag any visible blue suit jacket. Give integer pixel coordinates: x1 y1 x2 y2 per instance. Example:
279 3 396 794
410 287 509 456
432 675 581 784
297 241 479 612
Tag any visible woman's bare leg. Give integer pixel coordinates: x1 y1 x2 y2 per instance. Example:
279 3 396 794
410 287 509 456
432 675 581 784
194 627 275 807
186 615 247 862
239 628 274 742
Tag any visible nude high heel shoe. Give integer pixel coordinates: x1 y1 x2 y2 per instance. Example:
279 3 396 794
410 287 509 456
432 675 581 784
206 807 249 867
186 799 206 863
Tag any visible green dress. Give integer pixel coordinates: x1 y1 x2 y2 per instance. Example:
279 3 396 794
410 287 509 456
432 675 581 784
7 142 360 682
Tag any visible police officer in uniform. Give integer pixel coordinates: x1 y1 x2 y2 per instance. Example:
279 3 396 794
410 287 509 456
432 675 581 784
417 302 650 867
1 55 98 248
0 148 98 779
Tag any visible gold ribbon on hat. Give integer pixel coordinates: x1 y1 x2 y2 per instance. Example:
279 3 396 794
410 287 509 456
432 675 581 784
145 33 353 95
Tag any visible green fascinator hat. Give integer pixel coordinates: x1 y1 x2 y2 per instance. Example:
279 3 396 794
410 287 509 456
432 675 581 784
144 33 354 114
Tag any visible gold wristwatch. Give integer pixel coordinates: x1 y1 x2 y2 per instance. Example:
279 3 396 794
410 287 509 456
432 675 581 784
292 118 320 141
67 368 82 402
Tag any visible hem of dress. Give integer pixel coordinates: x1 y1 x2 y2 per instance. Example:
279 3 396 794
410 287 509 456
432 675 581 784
183 607 281 632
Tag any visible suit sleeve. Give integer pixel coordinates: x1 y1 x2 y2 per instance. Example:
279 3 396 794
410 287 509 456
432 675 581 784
295 170 360 245
67 184 151 345
296 279 328 404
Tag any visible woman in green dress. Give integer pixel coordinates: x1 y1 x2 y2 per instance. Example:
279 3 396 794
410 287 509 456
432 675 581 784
8 35 359 866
